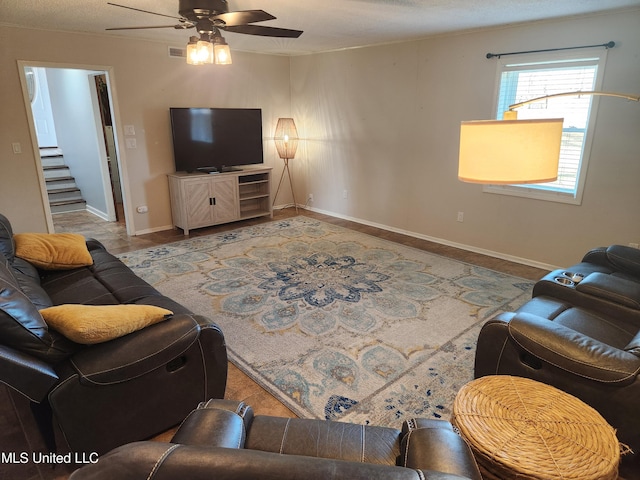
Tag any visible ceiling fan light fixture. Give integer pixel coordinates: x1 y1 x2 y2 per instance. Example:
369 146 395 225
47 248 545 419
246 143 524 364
213 35 232 65
186 35 214 65
186 36 199 65
107 3 302 66
197 39 214 64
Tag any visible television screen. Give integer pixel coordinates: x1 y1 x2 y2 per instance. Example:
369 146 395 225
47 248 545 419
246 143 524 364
169 107 264 173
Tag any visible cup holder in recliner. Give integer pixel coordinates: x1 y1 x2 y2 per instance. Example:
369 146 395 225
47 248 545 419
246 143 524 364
553 271 585 286
554 276 575 286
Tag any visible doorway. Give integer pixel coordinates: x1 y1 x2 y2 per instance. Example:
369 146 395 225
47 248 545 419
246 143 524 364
19 62 128 234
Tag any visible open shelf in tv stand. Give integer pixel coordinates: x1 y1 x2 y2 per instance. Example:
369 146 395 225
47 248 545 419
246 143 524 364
168 166 273 235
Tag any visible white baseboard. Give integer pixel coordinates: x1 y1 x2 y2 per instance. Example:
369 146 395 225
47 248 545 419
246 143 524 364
274 202 297 210
301 205 559 272
86 205 109 221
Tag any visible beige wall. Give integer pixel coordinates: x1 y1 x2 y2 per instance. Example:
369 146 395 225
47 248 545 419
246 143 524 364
0 26 292 234
2 10 639 268
290 9 640 268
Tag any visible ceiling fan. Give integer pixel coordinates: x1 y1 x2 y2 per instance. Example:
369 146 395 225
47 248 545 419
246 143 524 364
106 0 303 64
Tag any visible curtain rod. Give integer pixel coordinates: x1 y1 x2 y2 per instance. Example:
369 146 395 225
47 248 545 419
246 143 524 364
486 41 615 59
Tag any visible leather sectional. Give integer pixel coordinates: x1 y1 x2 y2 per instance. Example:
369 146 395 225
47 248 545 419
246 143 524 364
0 213 228 455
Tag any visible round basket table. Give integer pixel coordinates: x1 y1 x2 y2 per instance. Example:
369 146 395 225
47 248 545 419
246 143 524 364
452 376 620 480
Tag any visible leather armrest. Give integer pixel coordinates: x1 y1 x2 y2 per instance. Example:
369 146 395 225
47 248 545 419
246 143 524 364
192 313 226 333
68 313 201 385
85 238 107 251
402 418 454 435
508 312 640 384
577 273 640 310
607 245 640 278
0 344 59 402
69 442 169 480
401 420 481 480
171 400 254 448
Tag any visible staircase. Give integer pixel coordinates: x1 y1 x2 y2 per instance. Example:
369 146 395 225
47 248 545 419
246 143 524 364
41 148 87 214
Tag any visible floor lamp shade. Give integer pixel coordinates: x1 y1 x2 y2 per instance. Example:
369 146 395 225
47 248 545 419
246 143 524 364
458 118 563 184
274 118 299 159
272 118 299 213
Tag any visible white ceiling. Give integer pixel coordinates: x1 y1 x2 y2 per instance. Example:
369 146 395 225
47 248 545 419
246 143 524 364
1 0 639 55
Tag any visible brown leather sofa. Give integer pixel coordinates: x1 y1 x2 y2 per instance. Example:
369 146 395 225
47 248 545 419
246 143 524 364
69 399 482 480
0 213 227 455
474 245 640 478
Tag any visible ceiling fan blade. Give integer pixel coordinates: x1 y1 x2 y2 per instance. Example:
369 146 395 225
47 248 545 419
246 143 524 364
212 10 276 26
107 2 185 21
106 24 194 31
223 25 303 38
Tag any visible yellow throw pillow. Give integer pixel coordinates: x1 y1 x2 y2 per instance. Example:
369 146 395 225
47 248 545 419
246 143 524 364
40 304 173 344
14 233 93 270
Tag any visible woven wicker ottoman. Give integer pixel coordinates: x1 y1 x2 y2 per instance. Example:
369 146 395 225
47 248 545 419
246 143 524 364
452 376 620 480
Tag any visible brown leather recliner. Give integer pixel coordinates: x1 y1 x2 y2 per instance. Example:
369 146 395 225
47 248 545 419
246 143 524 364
474 294 640 478
475 244 640 479
69 399 482 480
0 213 228 455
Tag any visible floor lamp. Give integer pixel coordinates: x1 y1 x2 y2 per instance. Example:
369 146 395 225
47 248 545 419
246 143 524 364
273 117 299 213
458 90 639 184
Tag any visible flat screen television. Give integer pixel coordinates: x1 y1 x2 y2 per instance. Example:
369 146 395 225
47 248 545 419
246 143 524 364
169 107 264 173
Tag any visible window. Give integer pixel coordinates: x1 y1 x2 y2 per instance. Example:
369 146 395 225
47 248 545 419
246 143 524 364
485 50 607 204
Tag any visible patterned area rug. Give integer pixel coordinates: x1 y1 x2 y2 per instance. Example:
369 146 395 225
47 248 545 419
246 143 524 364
119 217 533 427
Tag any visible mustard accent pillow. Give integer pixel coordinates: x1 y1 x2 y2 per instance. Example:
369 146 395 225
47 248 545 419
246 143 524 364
40 304 173 344
14 233 93 270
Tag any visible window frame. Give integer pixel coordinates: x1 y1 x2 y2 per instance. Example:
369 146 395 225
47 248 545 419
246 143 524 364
484 48 608 205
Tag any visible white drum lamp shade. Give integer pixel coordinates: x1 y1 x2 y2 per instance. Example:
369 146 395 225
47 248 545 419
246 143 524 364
458 118 564 184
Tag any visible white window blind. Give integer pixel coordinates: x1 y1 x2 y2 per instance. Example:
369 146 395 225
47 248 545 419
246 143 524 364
487 51 607 204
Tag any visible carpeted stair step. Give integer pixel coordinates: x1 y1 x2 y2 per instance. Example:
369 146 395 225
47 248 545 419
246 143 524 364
45 176 77 190
50 199 87 214
40 147 63 157
41 156 66 168
43 165 72 179
47 187 83 203
40 148 65 167
41 158 64 167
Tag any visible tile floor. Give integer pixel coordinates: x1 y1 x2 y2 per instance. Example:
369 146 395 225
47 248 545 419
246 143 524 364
1 207 548 480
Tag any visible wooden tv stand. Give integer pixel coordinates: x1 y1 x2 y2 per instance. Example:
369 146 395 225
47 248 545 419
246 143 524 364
168 166 272 235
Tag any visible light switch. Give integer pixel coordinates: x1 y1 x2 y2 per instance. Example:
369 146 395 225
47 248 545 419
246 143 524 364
12 142 22 154
125 138 137 149
124 125 135 136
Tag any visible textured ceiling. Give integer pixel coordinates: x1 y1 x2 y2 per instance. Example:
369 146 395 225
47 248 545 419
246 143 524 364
1 0 639 55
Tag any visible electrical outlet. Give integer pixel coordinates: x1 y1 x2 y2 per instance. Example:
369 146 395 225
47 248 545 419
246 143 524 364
457 211 464 222
136 206 148 213
343 190 348 199
308 193 314 202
